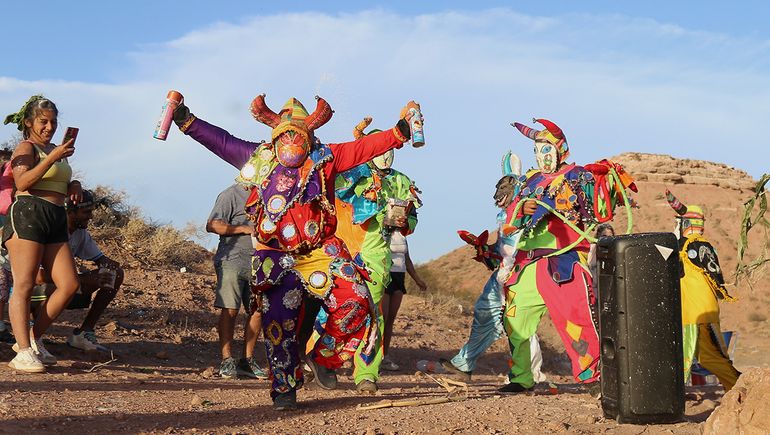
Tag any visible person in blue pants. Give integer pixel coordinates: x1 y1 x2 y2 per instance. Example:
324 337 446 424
440 152 545 382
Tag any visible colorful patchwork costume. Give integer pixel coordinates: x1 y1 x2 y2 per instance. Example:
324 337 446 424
334 117 421 388
443 152 544 382
666 189 740 391
174 95 414 405
502 119 601 390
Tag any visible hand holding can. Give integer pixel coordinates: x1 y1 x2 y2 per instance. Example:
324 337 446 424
98 267 118 290
153 90 184 141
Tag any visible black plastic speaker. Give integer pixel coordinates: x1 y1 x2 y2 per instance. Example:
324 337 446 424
597 232 684 424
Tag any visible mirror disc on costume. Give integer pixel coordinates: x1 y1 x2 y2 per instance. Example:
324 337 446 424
534 186 544 195
309 271 328 288
281 223 297 240
259 148 274 160
304 221 320 237
324 243 339 257
340 262 356 279
522 187 531 196
260 218 277 233
240 163 256 180
268 195 287 213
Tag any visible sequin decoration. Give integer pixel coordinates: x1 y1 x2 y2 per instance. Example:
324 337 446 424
267 195 287 213
281 223 297 240
353 283 369 298
326 293 338 310
282 319 296 332
304 220 320 238
282 288 303 310
267 320 283 345
279 254 296 269
309 271 328 289
259 148 274 161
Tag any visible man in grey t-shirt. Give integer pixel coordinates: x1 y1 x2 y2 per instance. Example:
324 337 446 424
207 184 266 379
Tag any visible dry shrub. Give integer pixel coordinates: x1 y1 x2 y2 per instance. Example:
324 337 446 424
86 185 210 270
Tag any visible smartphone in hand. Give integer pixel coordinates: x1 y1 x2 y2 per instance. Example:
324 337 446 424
63 127 79 145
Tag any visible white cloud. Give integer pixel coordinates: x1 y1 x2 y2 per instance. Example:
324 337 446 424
1 9 768 262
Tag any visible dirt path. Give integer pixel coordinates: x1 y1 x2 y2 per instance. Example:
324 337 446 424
0 270 752 434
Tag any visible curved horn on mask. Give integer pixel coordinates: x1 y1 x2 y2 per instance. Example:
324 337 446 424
305 95 334 131
501 150 522 177
512 122 539 140
665 188 688 216
250 94 281 128
534 118 564 140
353 117 373 139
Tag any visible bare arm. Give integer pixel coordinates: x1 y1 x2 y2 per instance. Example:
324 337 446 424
11 140 74 192
206 219 253 236
405 252 427 291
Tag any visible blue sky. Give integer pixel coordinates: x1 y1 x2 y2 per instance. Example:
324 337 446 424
1 2 769 262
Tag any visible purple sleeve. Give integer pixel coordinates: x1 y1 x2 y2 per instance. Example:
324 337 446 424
183 117 260 168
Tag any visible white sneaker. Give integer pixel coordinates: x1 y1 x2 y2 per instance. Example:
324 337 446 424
8 347 45 373
67 330 109 352
15 339 57 365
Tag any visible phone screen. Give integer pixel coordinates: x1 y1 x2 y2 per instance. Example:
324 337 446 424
63 127 79 145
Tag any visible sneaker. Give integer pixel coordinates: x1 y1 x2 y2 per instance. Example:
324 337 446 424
497 382 534 394
219 357 237 379
381 357 400 372
439 358 472 382
238 356 268 380
8 347 45 373
273 390 297 411
13 339 57 366
302 361 314 383
356 379 378 395
0 327 15 344
67 330 109 352
305 357 337 390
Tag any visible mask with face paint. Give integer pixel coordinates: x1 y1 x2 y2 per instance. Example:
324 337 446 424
511 118 569 174
249 94 333 168
372 149 394 170
534 140 558 174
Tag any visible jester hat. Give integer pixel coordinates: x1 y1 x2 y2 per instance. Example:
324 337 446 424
511 118 570 164
666 188 705 233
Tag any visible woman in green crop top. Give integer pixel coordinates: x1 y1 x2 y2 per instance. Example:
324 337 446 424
2 95 82 373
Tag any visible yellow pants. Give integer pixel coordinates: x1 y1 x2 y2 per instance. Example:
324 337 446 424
685 323 741 391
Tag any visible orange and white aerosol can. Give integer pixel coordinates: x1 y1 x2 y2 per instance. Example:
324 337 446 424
153 90 184 140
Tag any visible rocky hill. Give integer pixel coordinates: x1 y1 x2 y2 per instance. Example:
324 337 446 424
414 153 769 369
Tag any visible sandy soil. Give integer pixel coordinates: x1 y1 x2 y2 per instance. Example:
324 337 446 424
0 268 741 434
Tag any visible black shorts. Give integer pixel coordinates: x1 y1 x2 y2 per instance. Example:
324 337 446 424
385 271 406 295
3 195 68 247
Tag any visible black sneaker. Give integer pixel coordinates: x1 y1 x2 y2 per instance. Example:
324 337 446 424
0 327 15 344
273 390 297 411
439 358 472 382
219 357 237 379
238 356 268 380
356 379 378 395
305 358 337 390
498 382 534 394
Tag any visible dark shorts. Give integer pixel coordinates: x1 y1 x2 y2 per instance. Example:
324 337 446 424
3 195 68 247
385 271 406 296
